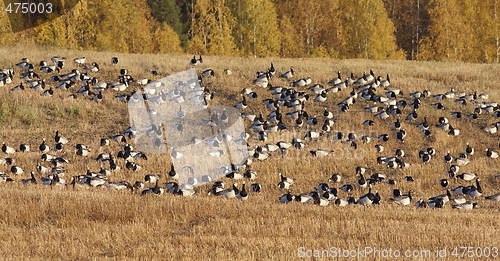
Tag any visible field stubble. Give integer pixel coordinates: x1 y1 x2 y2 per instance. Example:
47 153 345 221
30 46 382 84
0 45 499 259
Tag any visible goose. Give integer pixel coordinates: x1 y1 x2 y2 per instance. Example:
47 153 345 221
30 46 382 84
448 125 460 136
368 173 386 183
455 155 470 166
2 142 16 154
0 172 14 183
249 183 261 193
109 134 126 143
380 74 390 87
391 119 401 130
378 134 389 142
328 70 342 85
92 91 103 103
253 74 268 88
173 187 195 197
391 190 413 206
142 180 165 195
40 65 57 73
315 183 330 193
235 95 248 109
190 55 200 66
415 199 427 209
279 172 294 185
19 144 29 152
144 174 160 184
293 77 311 87
125 161 142 171
309 83 325 94
363 120 375 127
395 148 405 157
417 116 429 130
486 148 499 159
483 124 498 134
375 144 384 153
281 67 294 79
443 151 453 164
225 171 244 180
357 187 376 206
391 189 402 198
41 153 55 162
451 111 462 119
356 173 367 189
465 143 474 155
11 83 25 92
74 57 86 65
312 191 330 206
214 183 238 199
452 195 467 205
22 172 37 185
427 199 445 209
485 193 500 202
328 173 341 183
452 201 478 210
428 189 452 205
0 158 14 165
295 193 314 204
237 182 249 200
314 91 327 102
440 179 449 188
340 184 354 193
420 152 431 164
107 181 133 191
54 130 69 144
39 85 60 96
11 165 23 175
464 179 482 198
432 102 445 109
403 176 415 182
405 110 418 121
279 190 295 203
448 165 460 178
309 149 333 157
53 142 64 152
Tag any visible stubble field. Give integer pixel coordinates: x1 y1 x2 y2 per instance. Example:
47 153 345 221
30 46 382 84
0 45 499 260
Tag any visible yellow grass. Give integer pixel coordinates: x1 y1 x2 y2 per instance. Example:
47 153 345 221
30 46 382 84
0 45 500 260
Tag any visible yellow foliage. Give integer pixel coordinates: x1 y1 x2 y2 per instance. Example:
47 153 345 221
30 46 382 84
155 24 183 54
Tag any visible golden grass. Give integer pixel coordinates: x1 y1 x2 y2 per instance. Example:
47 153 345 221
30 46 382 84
0 45 500 259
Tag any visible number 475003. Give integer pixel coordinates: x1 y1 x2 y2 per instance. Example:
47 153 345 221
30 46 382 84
451 247 498 258
5 2 53 14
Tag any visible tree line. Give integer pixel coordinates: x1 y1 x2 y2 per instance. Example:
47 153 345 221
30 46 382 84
0 0 499 63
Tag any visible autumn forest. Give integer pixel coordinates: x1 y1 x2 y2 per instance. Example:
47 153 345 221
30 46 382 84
1 0 500 63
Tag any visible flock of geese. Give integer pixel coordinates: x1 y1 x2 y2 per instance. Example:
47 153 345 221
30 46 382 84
1 54 500 211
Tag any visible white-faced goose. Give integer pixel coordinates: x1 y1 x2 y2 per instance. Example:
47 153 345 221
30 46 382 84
429 189 452 205
463 179 482 198
281 67 294 79
249 183 261 193
356 173 367 189
485 193 500 201
237 182 248 200
391 190 413 206
452 201 478 210
107 181 133 191
10 165 23 175
22 172 37 185
2 142 16 154
357 187 376 206
486 148 499 158
54 130 69 144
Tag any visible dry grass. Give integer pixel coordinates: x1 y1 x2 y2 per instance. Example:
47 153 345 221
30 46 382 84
0 45 500 260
